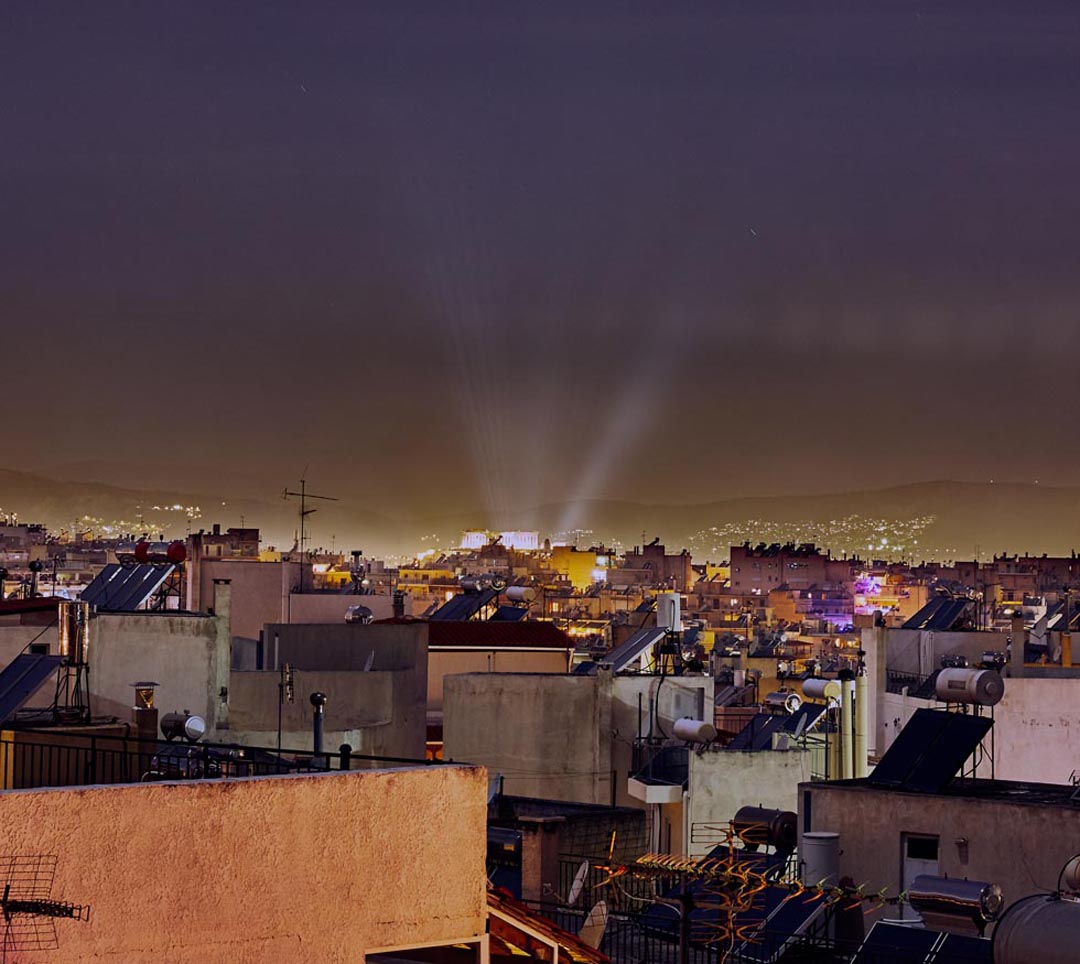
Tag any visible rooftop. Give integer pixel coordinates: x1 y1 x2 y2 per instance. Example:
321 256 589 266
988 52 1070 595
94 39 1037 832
805 776 1080 809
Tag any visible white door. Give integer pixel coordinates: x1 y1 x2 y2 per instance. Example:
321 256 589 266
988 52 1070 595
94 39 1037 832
900 833 939 921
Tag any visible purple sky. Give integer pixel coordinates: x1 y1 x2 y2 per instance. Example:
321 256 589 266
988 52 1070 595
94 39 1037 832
4 2 1080 519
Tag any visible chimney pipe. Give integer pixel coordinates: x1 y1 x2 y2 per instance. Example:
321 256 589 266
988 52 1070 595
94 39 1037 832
310 692 327 758
392 590 405 620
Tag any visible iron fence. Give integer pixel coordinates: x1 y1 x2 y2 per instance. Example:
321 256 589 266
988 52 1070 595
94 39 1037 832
0 728 443 791
525 900 993 964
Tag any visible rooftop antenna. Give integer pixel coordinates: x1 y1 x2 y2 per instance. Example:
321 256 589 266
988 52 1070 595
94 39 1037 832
0 854 90 961
283 476 338 592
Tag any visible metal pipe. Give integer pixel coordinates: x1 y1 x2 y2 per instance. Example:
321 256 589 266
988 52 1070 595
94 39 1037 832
839 680 854 780
310 691 327 757
854 671 870 778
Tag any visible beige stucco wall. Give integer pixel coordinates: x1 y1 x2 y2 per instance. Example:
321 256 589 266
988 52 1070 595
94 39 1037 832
89 610 226 727
687 750 812 857
429 649 569 712
0 765 487 962
444 672 613 804
881 677 1080 785
799 782 1075 911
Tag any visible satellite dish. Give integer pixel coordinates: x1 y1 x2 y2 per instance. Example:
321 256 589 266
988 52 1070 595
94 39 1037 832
790 714 807 739
363 650 375 672
487 772 502 805
567 860 589 907
578 900 608 948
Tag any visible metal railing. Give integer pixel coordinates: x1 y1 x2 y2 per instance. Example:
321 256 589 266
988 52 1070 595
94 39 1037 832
522 899 991 963
0 728 444 791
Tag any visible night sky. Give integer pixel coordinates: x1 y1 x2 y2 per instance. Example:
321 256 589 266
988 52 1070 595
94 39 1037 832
5 3 1080 523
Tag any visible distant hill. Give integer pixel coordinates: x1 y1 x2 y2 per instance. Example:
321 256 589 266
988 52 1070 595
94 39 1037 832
0 468 401 554
5 469 1080 562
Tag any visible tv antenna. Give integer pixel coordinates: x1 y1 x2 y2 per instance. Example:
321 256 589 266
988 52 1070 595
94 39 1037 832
283 476 338 590
0 855 90 962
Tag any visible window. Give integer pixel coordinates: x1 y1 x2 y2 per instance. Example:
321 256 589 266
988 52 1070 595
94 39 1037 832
905 836 939 861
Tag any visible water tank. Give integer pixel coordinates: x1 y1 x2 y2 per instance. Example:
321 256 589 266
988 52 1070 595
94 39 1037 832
765 691 802 713
58 600 90 663
935 668 1004 706
908 874 1003 937
801 831 840 886
505 586 536 604
344 605 373 624
733 806 797 853
802 678 841 702
161 711 206 743
992 895 1080 964
656 590 682 631
672 717 717 743
134 541 186 567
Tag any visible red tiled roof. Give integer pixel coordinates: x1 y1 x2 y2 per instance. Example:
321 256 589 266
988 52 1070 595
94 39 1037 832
488 888 610 963
0 596 62 614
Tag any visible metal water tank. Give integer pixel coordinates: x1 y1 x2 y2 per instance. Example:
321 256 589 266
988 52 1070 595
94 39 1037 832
161 711 206 743
801 831 840 886
935 668 1004 706
733 806 797 852
993 895 1080 964
765 691 802 713
672 717 717 743
908 874 1003 936
802 678 841 702
505 586 536 604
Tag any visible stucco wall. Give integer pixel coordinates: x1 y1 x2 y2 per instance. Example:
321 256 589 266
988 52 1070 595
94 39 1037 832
89 610 225 727
429 649 569 712
444 672 613 804
0 765 487 962
229 668 425 759
882 677 1080 785
192 559 299 640
611 675 714 807
800 782 1075 910
688 750 812 857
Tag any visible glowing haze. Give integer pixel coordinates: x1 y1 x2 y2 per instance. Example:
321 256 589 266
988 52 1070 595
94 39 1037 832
5 3 1080 529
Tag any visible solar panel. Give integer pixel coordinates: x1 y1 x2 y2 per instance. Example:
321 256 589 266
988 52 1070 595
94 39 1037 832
429 589 497 621
600 627 667 672
870 709 991 792
903 598 945 630
905 714 993 792
0 654 63 722
80 564 174 611
733 891 826 963
727 714 783 751
79 564 122 607
783 703 826 735
489 605 527 622
851 922 942 962
931 933 992 963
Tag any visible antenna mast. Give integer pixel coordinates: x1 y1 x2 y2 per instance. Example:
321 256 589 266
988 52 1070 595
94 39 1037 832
283 478 339 592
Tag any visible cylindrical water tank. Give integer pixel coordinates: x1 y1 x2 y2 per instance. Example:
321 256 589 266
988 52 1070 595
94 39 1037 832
672 717 718 743
58 600 90 663
133 541 186 566
802 678 841 702
161 711 206 743
801 831 840 886
993 896 1080 964
505 586 536 603
909 874 1003 936
935 668 1004 706
656 590 682 630
733 806 797 852
765 691 802 713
